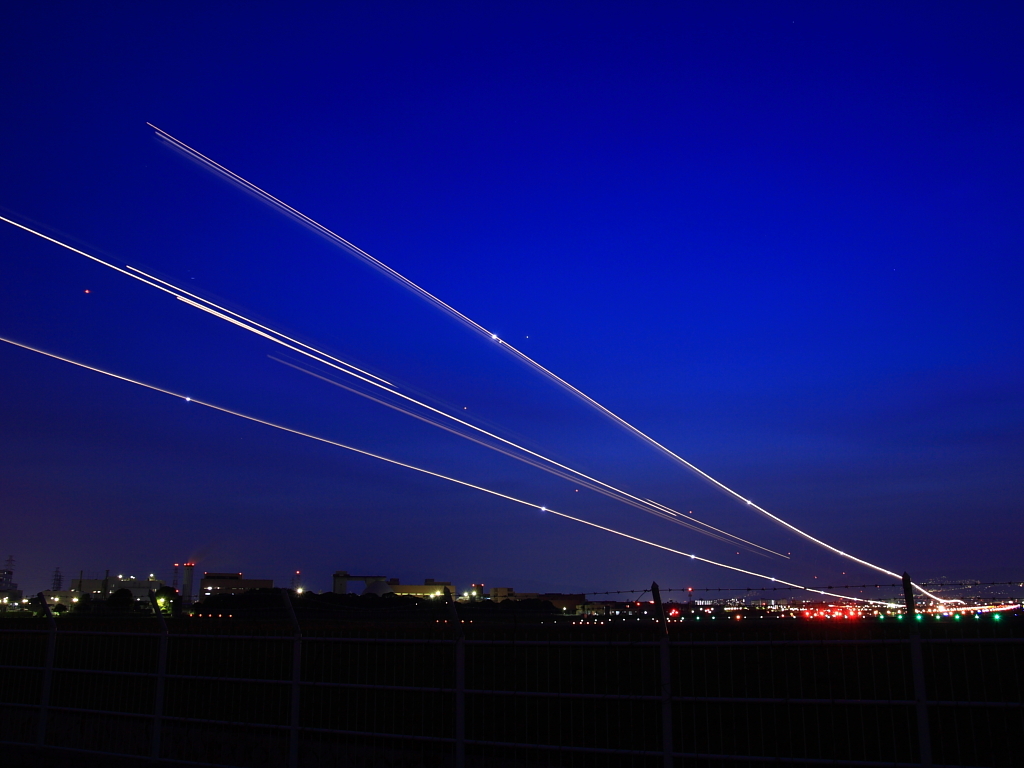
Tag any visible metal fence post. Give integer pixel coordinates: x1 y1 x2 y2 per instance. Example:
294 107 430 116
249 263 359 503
903 572 932 767
652 582 674 768
149 590 169 760
445 588 465 768
281 589 302 768
36 593 57 748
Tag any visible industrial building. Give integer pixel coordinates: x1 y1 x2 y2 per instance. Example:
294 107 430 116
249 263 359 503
200 572 274 598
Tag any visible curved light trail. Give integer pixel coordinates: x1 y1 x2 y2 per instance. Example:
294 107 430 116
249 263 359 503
0 335 899 608
146 124 942 601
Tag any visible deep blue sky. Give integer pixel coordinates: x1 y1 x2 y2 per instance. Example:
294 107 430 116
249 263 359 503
2 3 1021 597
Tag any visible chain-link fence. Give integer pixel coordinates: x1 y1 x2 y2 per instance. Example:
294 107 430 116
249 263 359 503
1 602 1020 767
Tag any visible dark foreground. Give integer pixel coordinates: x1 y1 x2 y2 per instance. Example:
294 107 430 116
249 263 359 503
1 606 1021 768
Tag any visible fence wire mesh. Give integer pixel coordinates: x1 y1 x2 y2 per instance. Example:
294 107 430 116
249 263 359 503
1 610 1021 768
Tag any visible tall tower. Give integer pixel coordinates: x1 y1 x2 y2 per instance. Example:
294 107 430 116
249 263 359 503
51 567 63 591
182 562 195 605
0 556 13 591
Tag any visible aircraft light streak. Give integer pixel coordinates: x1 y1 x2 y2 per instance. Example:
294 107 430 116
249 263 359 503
0 214 393 393
130 266 392 386
0 213 781 557
0 335 897 608
272 354 786 557
645 498 681 516
143 124 943 602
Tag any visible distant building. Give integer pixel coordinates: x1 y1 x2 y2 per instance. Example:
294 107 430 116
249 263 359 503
489 587 585 613
386 578 454 598
333 570 456 598
0 566 21 608
0 589 24 610
114 575 164 600
72 574 164 602
581 600 619 616
72 578 109 599
454 584 485 601
182 563 196 605
1 558 23 608
332 570 388 595
41 589 83 609
200 572 273 598
538 594 586 613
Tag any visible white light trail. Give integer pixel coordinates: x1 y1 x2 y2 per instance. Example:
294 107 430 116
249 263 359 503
272 354 786 557
0 214 392 392
542 509 898 608
645 498 680 516
0 335 897 608
0 213 784 558
145 124 943 602
130 265 392 387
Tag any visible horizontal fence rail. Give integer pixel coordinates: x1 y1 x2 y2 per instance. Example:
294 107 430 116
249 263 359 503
1 615 1021 768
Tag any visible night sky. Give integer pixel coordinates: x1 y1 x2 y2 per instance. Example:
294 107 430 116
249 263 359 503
2 3 1021 598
